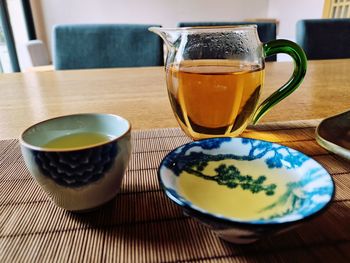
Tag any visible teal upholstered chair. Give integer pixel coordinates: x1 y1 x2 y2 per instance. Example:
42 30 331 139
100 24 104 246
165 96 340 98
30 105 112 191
53 24 164 70
178 22 277 61
296 19 350 60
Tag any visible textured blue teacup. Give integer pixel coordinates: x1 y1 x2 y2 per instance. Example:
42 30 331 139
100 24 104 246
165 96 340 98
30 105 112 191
20 113 131 211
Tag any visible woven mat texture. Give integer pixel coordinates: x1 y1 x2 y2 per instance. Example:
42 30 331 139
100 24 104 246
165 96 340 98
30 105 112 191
1 121 350 262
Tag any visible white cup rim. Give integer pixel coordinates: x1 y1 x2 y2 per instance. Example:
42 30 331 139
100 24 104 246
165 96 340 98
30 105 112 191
20 113 131 152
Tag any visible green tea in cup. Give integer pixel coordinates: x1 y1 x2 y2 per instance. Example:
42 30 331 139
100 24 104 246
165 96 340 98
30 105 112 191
43 132 112 149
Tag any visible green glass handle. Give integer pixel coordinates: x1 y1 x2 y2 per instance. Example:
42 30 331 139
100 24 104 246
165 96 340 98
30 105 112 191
252 39 307 124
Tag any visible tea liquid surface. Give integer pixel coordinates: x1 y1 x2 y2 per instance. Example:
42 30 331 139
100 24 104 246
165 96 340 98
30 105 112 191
43 132 111 149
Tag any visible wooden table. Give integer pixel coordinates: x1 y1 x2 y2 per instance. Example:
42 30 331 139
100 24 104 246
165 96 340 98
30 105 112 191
1 59 350 262
1 59 350 139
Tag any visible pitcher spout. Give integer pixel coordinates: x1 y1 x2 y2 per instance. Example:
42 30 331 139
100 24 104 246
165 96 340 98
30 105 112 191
148 27 181 50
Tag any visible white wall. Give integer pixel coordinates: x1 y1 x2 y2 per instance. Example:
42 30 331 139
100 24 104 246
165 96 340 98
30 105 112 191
38 0 269 54
268 0 324 40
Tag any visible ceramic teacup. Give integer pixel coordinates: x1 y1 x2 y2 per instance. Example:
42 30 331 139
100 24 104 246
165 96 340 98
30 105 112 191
20 113 131 211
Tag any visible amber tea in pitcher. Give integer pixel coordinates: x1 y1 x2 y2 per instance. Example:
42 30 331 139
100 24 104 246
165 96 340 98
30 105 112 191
150 25 307 140
167 60 264 139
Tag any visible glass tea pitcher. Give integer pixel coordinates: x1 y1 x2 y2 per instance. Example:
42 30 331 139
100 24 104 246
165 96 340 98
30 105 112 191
149 25 307 140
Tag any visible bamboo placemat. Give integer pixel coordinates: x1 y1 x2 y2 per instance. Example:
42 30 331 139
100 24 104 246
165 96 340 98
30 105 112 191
1 121 350 262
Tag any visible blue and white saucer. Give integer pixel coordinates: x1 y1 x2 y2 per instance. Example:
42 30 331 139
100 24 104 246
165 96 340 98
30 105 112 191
158 137 334 243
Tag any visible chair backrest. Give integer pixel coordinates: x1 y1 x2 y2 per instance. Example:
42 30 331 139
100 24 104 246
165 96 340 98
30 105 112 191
26 40 51 67
53 24 164 70
177 22 277 61
296 19 350 60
